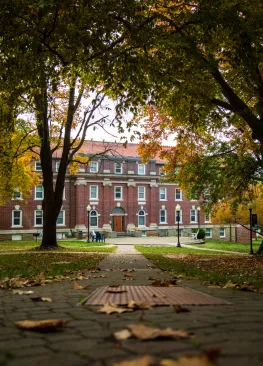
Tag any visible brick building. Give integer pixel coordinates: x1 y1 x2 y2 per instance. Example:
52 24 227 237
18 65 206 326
0 140 244 241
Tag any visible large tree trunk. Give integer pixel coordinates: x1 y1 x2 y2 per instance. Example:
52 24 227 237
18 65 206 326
41 208 59 248
256 239 263 255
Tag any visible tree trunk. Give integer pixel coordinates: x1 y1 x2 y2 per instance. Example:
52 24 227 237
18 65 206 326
41 207 58 248
256 239 263 255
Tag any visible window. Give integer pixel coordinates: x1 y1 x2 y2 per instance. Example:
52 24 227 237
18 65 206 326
114 186 122 200
138 164 145 175
160 209 167 224
175 209 182 223
35 186 44 200
35 161 42 171
12 189 22 200
159 167 165 176
12 210 22 227
35 210 43 226
56 162 60 172
138 186 146 201
56 211 65 226
90 185 98 200
159 188 167 201
190 209 197 223
175 188 182 200
138 210 146 226
220 227 225 238
205 228 212 238
90 210 98 227
90 161 98 173
115 163 123 174
205 213 211 223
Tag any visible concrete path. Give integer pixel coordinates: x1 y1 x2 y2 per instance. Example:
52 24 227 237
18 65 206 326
1 244 263 366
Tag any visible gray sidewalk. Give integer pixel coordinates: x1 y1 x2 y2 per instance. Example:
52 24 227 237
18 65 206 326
1 245 263 366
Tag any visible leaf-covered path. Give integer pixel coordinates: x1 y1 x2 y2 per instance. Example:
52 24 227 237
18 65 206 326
1 244 263 366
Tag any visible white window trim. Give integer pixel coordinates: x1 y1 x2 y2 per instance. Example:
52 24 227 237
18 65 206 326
90 161 98 173
204 213 211 223
138 186 146 201
175 209 183 224
138 210 146 226
57 210 65 226
190 209 197 223
34 210 43 227
219 228 226 238
138 164 145 175
175 188 182 201
12 189 22 200
115 163 123 174
159 209 167 224
90 185 98 200
35 161 42 171
56 161 60 172
159 188 167 201
35 186 44 200
12 210 22 227
114 186 123 200
205 228 212 238
90 210 99 228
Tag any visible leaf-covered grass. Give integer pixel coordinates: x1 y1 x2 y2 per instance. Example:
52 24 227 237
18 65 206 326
195 240 261 253
135 245 231 255
0 252 106 280
0 240 117 253
138 251 263 290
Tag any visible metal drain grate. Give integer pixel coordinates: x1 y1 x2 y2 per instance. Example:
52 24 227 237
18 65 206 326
85 286 230 306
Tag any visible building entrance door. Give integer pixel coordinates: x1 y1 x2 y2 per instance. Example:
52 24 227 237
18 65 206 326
114 216 123 232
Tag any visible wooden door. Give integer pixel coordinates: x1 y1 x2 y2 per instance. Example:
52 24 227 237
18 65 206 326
114 216 123 232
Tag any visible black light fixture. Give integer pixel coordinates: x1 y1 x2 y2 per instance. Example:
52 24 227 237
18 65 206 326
87 204 91 243
176 204 181 248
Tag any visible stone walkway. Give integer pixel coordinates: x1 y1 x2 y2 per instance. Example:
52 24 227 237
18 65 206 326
1 244 263 366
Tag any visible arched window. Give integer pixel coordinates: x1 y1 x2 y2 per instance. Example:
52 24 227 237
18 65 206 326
112 207 125 214
160 209 167 224
138 210 146 226
90 210 98 227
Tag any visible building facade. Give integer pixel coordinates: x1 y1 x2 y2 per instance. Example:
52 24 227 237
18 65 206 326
0 141 239 241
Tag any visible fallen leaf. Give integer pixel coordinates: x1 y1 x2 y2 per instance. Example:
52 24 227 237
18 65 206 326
151 280 177 287
113 355 155 366
97 303 134 314
114 329 132 341
12 290 34 295
15 319 70 330
223 281 238 289
106 289 127 294
127 300 152 310
30 297 53 302
72 281 84 290
83 284 92 289
160 350 219 366
173 305 191 313
127 324 194 340
123 273 134 278
152 294 167 299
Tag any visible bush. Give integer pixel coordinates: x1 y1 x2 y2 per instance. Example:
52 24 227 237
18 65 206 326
197 229 206 239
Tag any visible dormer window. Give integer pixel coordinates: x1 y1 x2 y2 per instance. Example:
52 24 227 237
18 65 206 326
115 163 123 174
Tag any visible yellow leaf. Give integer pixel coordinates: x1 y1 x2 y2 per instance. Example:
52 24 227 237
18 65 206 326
15 319 70 330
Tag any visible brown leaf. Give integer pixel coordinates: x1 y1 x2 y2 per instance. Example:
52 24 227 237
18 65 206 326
30 297 53 302
114 329 132 341
15 319 70 330
151 280 177 287
97 303 134 314
72 281 84 290
113 355 155 366
12 290 34 295
127 300 152 310
123 273 134 278
152 294 167 299
173 305 191 313
106 289 127 294
127 324 194 340
160 352 218 366
223 281 238 289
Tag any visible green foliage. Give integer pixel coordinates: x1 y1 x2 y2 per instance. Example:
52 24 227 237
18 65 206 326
197 229 206 240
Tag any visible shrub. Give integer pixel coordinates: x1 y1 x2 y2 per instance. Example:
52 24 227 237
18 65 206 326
197 229 206 239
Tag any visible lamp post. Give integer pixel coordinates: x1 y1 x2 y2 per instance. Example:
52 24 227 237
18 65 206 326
197 206 201 231
176 204 181 247
87 204 91 242
248 202 254 255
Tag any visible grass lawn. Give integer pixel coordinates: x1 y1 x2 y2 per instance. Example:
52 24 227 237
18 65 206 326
190 240 262 253
0 252 106 281
0 240 117 281
135 245 263 290
0 240 117 253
